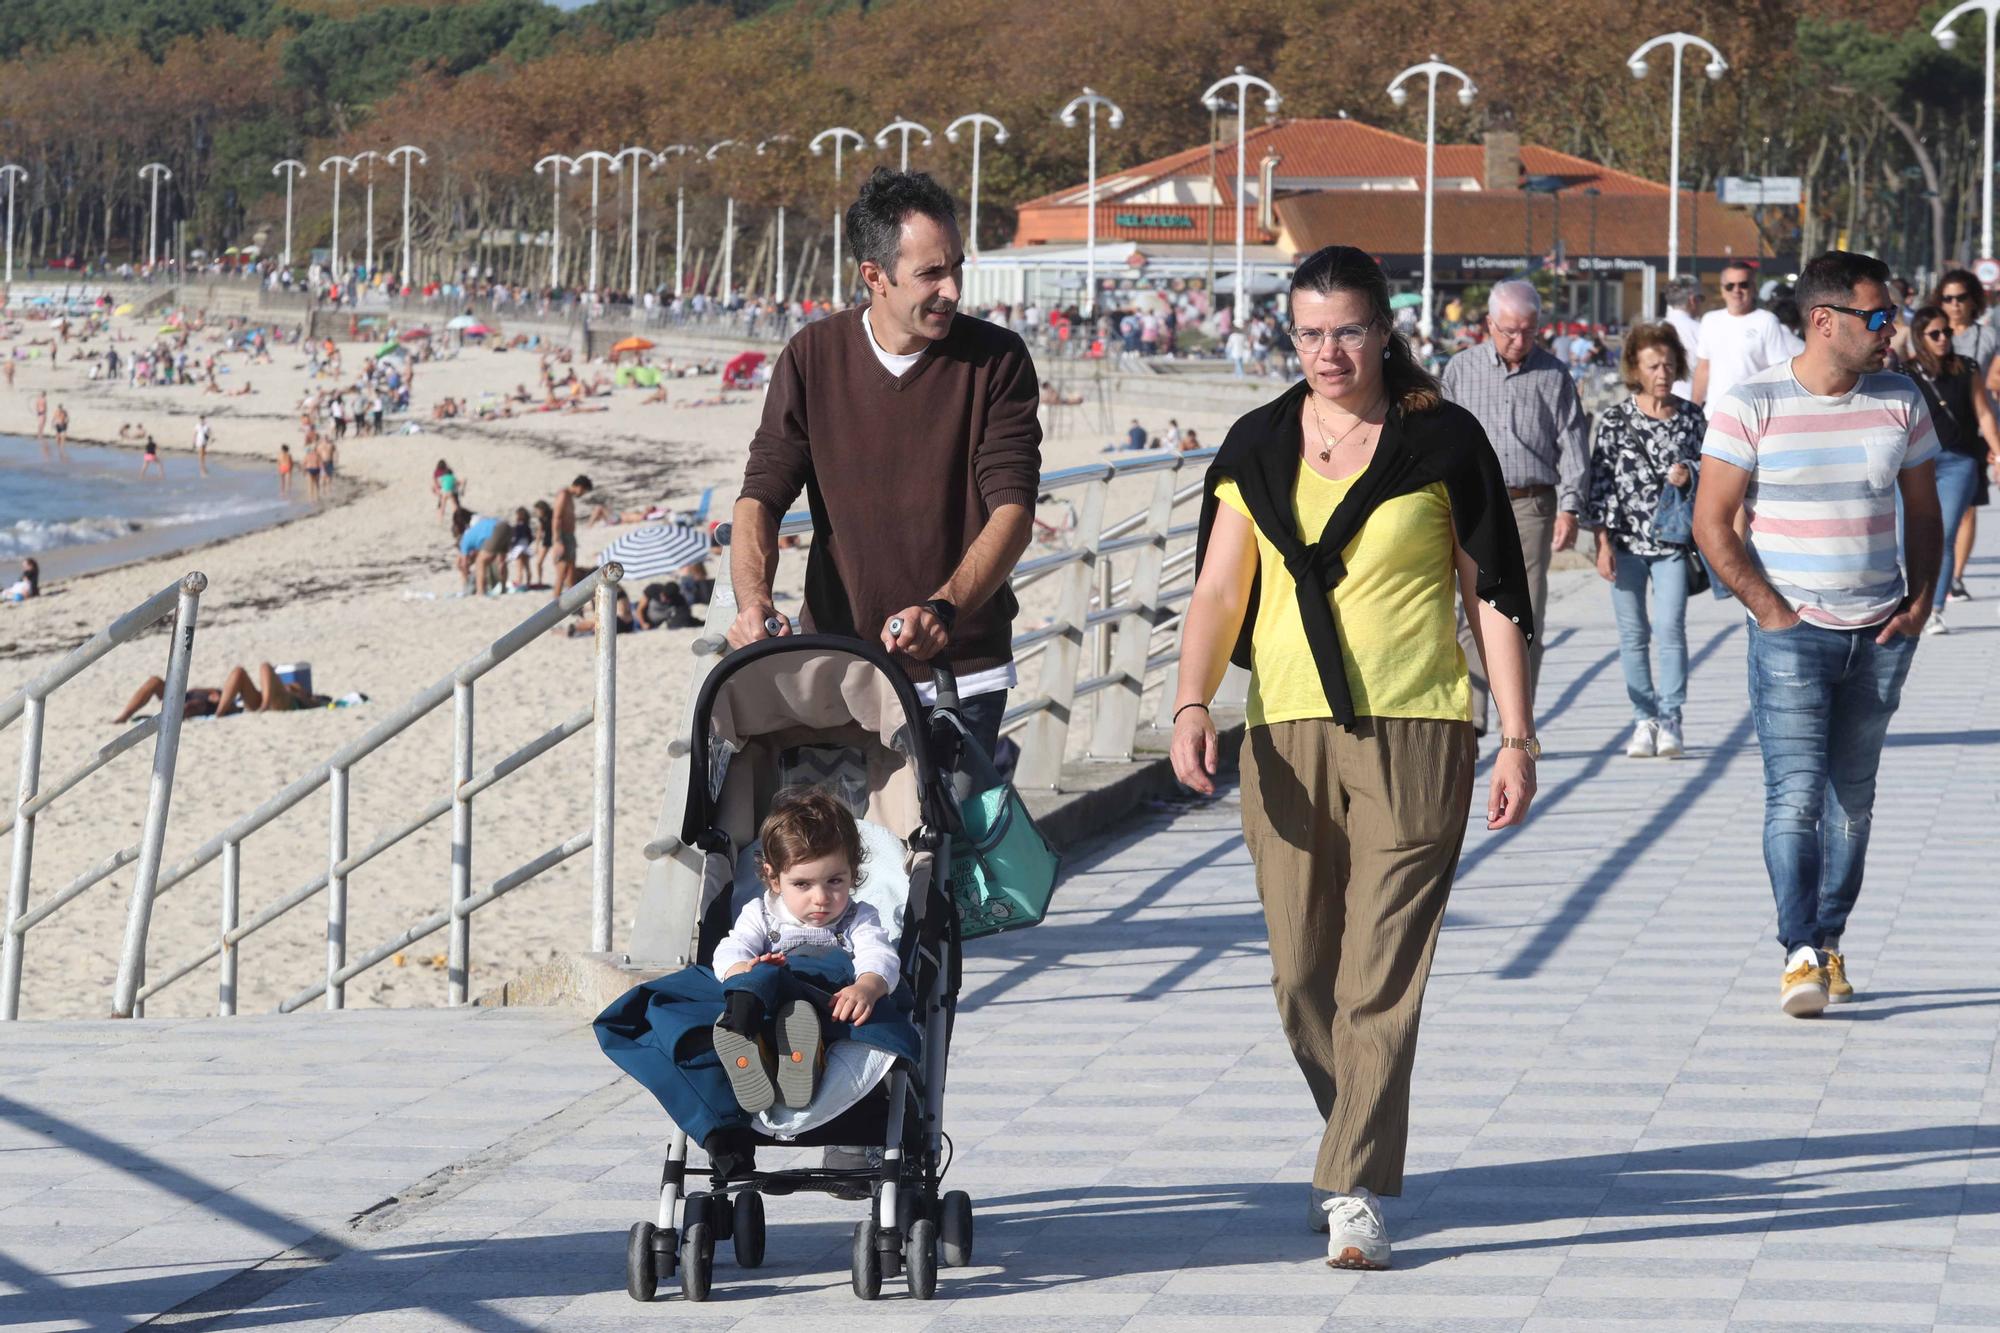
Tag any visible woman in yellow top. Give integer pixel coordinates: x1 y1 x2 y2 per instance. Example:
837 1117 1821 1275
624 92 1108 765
1171 246 1539 1271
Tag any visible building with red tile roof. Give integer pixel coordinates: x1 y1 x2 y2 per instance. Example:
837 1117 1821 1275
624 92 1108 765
972 117 1777 325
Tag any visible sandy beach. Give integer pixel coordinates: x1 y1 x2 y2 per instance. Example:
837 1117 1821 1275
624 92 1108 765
0 308 1248 1021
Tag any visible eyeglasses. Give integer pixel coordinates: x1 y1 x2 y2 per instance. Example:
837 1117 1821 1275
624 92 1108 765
1290 323 1375 353
1720 281 1752 292
1816 304 1896 332
1923 328 1953 341
1941 291 1975 304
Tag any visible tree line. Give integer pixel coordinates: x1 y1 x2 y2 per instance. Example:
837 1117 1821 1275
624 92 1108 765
0 0 1982 293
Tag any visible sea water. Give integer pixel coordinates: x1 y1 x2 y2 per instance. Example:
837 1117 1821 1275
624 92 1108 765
0 433 305 580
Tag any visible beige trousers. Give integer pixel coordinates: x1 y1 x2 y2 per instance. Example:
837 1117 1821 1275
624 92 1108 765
1458 489 1555 733
1239 715 1477 1196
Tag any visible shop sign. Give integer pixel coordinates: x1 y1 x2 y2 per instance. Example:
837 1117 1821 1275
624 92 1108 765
1114 213 1196 229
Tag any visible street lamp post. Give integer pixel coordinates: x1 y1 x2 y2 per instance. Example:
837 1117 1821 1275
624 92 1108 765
0 165 27 287
1059 88 1125 322
874 118 933 173
387 145 426 290
705 140 745 303
272 159 305 271
138 162 172 270
657 145 698 296
757 136 795 303
572 149 618 295
1934 2 2000 260
1627 32 1728 281
318 154 359 274
945 113 1009 259
609 146 662 299
1387 57 1476 342
1200 68 1281 326
810 127 866 303
349 149 382 276
534 154 577 290
1585 186 1602 328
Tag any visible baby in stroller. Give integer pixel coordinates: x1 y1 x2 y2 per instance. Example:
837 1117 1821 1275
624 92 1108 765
708 789 907 1151
597 786 921 1181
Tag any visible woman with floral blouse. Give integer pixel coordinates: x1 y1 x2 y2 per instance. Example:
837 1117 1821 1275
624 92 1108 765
1586 323 1704 759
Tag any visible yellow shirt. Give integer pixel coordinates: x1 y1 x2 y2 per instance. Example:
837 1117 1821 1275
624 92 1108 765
1216 471 1468 726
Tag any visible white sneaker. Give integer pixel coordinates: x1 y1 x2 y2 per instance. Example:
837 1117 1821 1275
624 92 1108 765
1625 720 1657 758
1323 1188 1391 1270
1925 611 1949 636
1654 722 1683 758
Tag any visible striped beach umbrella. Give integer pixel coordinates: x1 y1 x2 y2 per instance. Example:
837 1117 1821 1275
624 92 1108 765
596 524 709 581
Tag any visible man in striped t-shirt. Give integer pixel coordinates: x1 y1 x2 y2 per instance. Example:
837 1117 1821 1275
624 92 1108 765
1693 250 1942 1021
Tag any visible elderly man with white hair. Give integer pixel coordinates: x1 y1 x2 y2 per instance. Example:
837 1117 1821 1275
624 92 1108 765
1441 279 1588 729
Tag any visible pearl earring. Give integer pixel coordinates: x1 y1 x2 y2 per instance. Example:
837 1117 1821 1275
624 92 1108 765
1382 347 1390 360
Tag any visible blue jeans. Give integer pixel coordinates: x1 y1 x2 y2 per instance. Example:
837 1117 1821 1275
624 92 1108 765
1610 548 1690 725
1745 620 1917 955
1934 451 1980 599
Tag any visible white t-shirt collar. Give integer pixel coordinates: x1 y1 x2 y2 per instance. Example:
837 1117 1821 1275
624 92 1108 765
863 306 927 377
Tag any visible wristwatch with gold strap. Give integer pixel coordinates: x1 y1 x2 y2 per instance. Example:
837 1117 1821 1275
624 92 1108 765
1499 735 1541 759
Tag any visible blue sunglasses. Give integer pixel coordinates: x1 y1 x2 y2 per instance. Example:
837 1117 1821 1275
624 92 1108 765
1816 303 1895 332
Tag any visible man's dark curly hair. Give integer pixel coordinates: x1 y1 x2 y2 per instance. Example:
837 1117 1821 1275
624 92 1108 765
845 167 957 283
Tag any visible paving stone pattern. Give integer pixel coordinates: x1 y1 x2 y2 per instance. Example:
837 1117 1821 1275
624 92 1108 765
4 565 1999 1330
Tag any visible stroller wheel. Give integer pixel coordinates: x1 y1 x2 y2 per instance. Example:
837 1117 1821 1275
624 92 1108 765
940 1190 974 1268
680 1219 714 1302
625 1221 658 1301
731 1189 766 1268
850 1216 882 1300
905 1218 938 1300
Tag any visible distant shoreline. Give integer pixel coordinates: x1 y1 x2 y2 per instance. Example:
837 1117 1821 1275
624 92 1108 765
2 432 338 587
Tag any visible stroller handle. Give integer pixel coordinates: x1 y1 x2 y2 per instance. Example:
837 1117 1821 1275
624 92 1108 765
931 664 960 713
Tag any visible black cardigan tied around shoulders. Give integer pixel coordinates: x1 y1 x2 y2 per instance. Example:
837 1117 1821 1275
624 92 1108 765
1194 380 1535 729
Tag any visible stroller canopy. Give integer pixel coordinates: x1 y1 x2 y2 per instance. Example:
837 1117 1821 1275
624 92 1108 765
681 636 951 852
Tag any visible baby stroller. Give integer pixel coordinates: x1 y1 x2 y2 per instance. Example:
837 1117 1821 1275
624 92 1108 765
607 634 973 1303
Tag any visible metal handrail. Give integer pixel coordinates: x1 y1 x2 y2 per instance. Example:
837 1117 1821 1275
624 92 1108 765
131 566 623 1017
2 572 207 1020
756 446 1223 786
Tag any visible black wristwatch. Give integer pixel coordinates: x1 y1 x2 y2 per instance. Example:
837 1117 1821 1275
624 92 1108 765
922 598 958 636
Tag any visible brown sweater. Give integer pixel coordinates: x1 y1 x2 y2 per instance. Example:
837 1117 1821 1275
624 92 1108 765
739 307 1043 675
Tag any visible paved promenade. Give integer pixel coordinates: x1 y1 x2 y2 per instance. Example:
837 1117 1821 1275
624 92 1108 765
5 563 1999 1331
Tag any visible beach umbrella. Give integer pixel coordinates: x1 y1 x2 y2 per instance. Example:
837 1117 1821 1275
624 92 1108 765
611 336 654 354
113 303 134 315
597 523 709 581
399 327 431 341
461 324 494 337
446 314 477 330
633 366 661 388
374 340 401 358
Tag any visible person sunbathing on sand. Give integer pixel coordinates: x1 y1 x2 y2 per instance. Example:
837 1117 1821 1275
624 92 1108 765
114 663 329 722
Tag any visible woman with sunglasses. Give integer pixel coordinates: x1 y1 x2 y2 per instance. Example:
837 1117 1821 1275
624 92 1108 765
1905 304 2000 634
1174 246 1536 1270
1932 270 1999 602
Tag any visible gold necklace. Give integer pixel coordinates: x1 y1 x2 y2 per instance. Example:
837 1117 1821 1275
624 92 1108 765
1307 393 1382 464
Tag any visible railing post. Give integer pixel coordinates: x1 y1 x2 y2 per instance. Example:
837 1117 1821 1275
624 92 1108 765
1 695 46 1021
219 839 240 1016
326 765 349 1010
1092 468 1178 759
1015 473 1108 791
1095 559 1114 678
113 571 204 1019
592 566 622 954
448 680 474 1005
